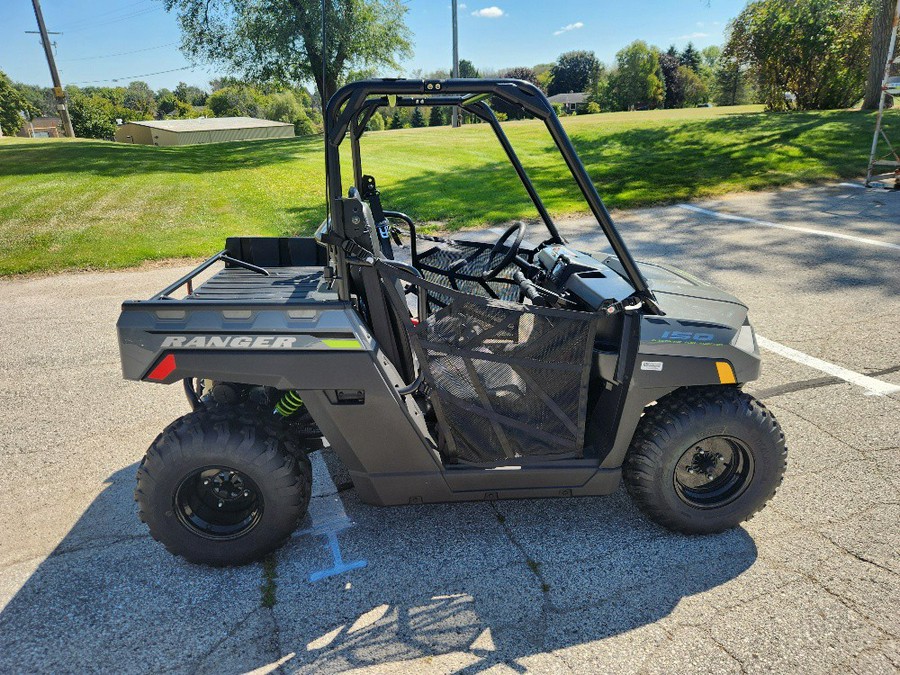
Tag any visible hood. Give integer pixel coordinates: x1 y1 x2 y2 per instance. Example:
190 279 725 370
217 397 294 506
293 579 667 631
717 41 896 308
640 260 748 328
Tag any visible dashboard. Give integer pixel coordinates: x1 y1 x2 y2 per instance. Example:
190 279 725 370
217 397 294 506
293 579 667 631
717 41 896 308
536 245 635 310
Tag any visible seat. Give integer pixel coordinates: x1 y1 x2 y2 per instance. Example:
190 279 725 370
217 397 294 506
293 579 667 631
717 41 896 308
342 189 417 384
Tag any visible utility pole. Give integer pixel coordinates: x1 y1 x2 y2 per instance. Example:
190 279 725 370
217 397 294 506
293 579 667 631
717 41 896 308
451 0 460 128
30 0 75 137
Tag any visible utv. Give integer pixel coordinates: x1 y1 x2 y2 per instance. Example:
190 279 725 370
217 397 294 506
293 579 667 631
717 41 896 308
118 79 786 566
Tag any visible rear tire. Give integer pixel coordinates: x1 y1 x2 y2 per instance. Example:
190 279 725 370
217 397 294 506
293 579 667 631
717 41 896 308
135 404 311 566
623 386 786 534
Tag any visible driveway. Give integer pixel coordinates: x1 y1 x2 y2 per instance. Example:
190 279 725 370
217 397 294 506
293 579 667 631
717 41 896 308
0 184 897 674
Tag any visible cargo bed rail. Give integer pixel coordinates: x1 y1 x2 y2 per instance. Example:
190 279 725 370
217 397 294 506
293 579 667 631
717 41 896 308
151 250 270 301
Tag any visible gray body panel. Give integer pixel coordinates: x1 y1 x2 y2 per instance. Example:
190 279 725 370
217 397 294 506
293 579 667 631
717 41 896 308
116 237 759 506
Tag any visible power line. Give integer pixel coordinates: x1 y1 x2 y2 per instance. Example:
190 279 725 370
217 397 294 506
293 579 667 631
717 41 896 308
60 0 153 30
65 42 177 62
64 7 162 34
71 65 193 85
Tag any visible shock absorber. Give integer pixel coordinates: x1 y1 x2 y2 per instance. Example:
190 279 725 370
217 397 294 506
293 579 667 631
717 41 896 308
274 390 305 417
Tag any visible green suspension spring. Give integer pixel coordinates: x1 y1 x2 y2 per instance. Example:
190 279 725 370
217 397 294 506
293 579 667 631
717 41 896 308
274 390 305 417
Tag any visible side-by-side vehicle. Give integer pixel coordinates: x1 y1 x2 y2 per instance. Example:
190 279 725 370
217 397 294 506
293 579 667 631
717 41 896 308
118 79 787 566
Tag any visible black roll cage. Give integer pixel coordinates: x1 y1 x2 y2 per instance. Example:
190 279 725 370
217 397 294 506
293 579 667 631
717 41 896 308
323 78 655 308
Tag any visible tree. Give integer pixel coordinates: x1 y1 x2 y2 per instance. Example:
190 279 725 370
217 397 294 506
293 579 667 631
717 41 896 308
173 99 202 118
389 111 404 129
500 66 539 86
366 111 385 131
162 0 412 107
262 91 302 122
548 50 601 95
428 106 445 126
724 0 873 110
68 94 117 139
123 81 157 119
0 71 38 136
533 62 553 92
174 81 207 106
410 107 426 127
207 86 263 117
700 45 721 70
261 90 317 133
863 0 897 109
679 65 708 105
156 88 176 116
698 45 722 102
457 59 479 78
660 47 684 108
606 41 665 110
12 82 55 117
680 43 701 72
714 55 756 106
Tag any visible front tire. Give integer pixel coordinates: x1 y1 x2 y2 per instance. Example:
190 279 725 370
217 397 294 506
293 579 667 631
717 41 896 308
135 405 311 566
623 387 786 534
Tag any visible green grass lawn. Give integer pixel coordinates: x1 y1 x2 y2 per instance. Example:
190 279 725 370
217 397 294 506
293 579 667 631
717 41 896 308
0 104 888 275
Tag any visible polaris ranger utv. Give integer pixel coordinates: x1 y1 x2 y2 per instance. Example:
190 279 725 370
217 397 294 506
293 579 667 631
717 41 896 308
118 79 787 566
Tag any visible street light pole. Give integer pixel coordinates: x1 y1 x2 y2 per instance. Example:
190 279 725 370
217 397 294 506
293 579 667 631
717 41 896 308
451 0 460 128
31 0 75 137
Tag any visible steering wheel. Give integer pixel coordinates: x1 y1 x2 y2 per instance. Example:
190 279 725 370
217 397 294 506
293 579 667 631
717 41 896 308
482 221 526 280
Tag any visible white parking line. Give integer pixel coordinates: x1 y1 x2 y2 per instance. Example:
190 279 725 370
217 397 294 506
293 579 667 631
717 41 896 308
677 204 900 251
757 336 900 396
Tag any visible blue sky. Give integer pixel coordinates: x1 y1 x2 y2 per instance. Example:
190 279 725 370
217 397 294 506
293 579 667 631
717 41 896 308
2 0 748 90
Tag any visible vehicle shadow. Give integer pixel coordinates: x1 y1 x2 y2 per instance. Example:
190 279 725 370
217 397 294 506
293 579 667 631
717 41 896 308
271 477 758 673
0 460 759 674
0 462 270 674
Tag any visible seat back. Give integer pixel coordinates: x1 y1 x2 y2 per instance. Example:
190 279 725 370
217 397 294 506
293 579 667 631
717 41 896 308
340 190 416 383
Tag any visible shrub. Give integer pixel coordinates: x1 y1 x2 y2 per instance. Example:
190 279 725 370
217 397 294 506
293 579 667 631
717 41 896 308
366 112 385 131
68 95 117 139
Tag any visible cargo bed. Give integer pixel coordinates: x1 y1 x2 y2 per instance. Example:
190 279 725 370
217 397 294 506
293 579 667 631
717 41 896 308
186 266 328 303
116 237 369 383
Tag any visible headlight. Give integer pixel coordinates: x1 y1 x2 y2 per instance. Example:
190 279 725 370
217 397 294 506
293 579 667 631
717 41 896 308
733 324 758 354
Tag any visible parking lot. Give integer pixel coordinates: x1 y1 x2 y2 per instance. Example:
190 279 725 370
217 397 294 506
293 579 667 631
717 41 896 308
1 183 897 674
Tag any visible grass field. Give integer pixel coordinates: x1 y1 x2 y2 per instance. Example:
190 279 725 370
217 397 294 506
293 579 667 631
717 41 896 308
0 104 888 275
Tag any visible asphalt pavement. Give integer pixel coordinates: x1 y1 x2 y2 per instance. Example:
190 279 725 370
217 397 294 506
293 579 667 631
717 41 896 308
0 184 897 674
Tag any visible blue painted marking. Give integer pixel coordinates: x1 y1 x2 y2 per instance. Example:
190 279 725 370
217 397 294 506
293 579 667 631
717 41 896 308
308 531 368 582
297 454 368 582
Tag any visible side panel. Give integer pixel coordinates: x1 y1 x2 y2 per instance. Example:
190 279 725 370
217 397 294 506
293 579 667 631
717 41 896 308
118 298 622 506
117 303 366 382
598 314 761 471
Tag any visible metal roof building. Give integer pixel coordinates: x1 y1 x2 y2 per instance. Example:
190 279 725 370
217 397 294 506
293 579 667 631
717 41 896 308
114 117 294 146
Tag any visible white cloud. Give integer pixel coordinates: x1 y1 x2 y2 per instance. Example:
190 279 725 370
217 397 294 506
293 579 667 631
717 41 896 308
472 6 504 18
460 3 467 8
554 21 584 36
675 31 708 40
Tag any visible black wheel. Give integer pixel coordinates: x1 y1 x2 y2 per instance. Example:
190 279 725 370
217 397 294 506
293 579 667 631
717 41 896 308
135 404 311 566
623 387 786 534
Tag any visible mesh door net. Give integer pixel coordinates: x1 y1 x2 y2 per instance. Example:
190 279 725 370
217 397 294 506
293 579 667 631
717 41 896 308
380 264 599 464
415 239 522 306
